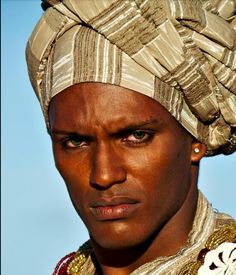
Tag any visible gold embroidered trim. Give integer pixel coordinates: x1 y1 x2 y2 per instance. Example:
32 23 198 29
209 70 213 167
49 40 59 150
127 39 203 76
67 241 92 275
205 222 236 250
178 221 236 274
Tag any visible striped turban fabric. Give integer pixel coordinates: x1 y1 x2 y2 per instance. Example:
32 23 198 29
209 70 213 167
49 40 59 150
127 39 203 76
26 0 236 156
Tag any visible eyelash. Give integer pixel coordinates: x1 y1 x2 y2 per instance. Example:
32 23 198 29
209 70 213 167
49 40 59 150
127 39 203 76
60 130 154 150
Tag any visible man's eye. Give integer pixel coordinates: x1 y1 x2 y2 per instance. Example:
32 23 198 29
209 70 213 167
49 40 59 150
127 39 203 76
124 130 153 144
62 137 87 149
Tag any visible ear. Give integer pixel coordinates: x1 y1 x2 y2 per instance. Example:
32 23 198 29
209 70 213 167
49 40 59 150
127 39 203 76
191 142 206 163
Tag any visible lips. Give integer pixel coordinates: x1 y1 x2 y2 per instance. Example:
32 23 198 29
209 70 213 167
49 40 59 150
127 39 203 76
89 197 140 221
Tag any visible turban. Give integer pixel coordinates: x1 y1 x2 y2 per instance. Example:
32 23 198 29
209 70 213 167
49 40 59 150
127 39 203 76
26 0 236 156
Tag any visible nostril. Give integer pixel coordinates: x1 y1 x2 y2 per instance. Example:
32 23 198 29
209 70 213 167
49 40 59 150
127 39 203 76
90 181 114 191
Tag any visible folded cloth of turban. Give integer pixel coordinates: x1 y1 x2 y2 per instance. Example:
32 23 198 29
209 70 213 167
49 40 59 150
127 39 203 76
26 0 236 156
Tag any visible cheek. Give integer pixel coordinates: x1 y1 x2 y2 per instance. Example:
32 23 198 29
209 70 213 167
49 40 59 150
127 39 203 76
128 138 192 214
53 149 90 200
126 137 191 184
54 155 92 224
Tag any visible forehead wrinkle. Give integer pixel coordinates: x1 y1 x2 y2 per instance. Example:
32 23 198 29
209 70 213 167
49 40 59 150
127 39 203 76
71 113 139 134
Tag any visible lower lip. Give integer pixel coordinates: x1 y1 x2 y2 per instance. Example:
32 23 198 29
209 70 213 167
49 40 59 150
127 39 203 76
90 203 139 221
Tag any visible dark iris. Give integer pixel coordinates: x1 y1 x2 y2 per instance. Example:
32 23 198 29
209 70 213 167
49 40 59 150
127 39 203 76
133 131 146 140
70 137 83 147
62 135 85 149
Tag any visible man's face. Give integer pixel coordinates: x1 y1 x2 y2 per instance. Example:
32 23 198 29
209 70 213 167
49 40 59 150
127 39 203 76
49 83 194 250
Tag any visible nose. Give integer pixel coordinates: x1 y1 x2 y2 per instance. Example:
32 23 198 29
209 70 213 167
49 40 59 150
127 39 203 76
90 142 127 189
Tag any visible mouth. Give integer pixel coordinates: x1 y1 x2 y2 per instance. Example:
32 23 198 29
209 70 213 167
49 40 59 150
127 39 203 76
89 197 140 221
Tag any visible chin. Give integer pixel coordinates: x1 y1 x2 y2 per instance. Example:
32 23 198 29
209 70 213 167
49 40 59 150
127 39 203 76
88 221 155 251
91 235 147 251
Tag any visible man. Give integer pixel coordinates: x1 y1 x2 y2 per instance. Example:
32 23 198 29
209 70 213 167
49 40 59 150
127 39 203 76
26 0 236 274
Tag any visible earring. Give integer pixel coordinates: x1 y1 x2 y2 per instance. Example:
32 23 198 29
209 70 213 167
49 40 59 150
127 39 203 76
193 147 200 154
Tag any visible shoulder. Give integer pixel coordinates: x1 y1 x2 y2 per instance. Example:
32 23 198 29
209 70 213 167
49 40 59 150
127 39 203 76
179 212 236 274
197 216 236 274
53 241 92 275
214 210 235 229
53 252 77 275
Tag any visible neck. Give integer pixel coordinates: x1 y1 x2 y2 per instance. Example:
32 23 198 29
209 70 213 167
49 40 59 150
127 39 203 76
91 166 199 275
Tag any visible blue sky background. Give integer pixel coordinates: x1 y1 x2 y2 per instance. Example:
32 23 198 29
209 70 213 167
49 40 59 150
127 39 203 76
2 1 235 275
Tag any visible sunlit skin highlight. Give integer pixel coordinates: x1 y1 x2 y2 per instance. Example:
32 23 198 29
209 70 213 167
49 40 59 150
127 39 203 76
49 83 206 275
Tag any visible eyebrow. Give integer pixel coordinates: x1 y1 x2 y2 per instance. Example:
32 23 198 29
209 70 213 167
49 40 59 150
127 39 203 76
111 118 161 135
50 129 84 136
50 118 161 136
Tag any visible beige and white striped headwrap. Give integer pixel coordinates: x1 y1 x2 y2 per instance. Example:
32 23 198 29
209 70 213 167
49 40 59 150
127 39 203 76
26 0 236 155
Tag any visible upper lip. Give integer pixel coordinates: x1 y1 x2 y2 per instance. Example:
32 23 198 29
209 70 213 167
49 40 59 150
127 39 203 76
90 196 140 208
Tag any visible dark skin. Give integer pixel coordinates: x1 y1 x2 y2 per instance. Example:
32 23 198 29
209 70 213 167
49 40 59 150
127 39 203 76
49 83 206 275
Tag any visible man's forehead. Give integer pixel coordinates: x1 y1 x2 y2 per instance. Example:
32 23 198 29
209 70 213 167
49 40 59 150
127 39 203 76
50 83 164 111
49 83 173 132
